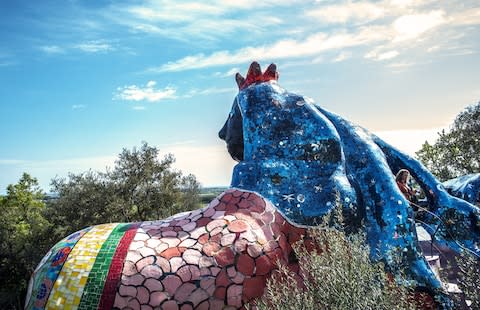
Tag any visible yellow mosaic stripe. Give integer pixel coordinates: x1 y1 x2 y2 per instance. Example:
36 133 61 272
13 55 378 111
45 223 118 310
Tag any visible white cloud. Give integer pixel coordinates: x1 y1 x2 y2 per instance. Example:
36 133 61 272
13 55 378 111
307 2 385 24
40 45 65 54
450 7 480 26
333 51 352 62
366 50 400 60
116 0 284 41
214 67 240 78
115 81 177 102
72 104 86 109
128 3 224 22
74 40 114 53
393 10 446 41
184 87 233 98
151 28 390 72
132 106 146 110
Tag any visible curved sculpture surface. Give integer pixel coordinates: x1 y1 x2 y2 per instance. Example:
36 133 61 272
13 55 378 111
26 62 479 309
26 190 305 309
443 173 480 206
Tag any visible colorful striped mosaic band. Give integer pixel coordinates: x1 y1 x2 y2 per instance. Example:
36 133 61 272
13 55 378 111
98 223 140 310
45 223 119 309
27 227 92 310
78 223 139 310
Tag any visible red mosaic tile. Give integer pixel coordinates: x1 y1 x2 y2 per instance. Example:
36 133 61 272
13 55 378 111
209 226 224 237
222 193 233 202
238 198 251 209
215 269 230 287
214 286 227 300
227 285 243 308
200 277 215 295
202 241 221 256
247 243 263 258
187 288 209 307
278 233 290 253
160 247 183 259
209 233 222 244
144 278 163 292
242 276 267 301
99 224 138 310
261 211 274 225
227 220 249 233
196 217 211 227
137 286 150 305
161 300 179 310
249 195 266 210
196 300 210 310
215 247 235 267
206 219 227 232
174 283 196 303
225 203 238 214
216 202 227 211
198 233 209 245
255 255 273 276
231 271 245 284
234 238 248 253
163 275 182 296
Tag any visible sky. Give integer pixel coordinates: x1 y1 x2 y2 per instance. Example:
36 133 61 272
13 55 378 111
1 0 479 194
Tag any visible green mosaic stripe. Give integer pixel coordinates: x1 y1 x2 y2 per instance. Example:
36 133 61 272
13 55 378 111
77 223 131 310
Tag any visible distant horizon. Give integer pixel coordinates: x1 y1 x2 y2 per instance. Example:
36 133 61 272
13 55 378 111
1 1 479 194
0 124 451 194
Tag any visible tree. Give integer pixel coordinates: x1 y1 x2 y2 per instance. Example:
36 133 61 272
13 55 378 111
0 173 52 310
47 142 202 237
108 143 183 221
455 251 480 308
47 170 119 239
416 101 480 181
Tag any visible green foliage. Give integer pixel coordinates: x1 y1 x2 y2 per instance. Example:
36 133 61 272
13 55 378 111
199 187 228 205
254 211 415 310
416 101 480 181
455 251 480 308
47 142 201 238
0 142 202 309
0 173 52 310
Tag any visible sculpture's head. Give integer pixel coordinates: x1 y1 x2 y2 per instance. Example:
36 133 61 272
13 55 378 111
218 61 342 165
218 61 279 162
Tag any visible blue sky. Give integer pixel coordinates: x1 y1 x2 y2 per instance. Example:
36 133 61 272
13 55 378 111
1 0 479 193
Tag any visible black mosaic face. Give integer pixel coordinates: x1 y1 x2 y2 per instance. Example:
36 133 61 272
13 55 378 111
219 98 244 162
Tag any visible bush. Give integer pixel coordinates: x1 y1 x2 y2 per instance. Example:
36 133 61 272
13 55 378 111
455 251 480 308
253 212 416 309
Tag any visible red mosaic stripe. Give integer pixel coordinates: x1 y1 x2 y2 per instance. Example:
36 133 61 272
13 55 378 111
97 223 139 310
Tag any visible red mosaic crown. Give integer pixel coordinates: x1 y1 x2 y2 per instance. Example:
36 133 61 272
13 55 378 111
236 61 279 90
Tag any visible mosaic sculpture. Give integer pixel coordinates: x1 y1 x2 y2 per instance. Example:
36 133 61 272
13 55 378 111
26 62 480 309
443 173 480 206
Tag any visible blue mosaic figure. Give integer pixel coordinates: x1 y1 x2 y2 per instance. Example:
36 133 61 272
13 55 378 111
443 173 480 206
219 62 480 308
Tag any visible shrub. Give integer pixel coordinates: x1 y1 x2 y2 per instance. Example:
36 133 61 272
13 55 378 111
455 251 480 308
253 211 416 309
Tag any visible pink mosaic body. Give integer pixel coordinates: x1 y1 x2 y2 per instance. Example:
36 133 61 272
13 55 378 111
113 189 305 309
